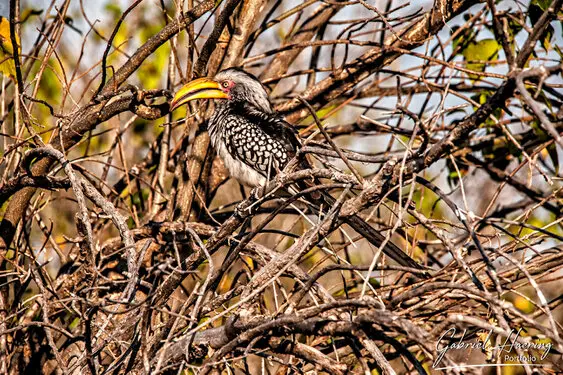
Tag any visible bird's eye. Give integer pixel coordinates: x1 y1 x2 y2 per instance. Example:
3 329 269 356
221 81 229 88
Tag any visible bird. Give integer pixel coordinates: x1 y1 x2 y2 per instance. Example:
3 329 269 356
170 68 423 270
0 16 18 78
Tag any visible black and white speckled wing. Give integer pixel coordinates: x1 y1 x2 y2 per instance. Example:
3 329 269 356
238 102 301 156
222 112 291 175
207 101 303 186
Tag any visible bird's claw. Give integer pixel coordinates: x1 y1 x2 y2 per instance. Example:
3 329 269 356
234 201 249 217
250 186 262 200
235 187 262 216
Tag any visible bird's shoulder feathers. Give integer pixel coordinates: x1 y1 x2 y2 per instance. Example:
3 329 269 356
236 102 301 154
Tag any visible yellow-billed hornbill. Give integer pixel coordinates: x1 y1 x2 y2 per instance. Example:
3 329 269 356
170 68 422 269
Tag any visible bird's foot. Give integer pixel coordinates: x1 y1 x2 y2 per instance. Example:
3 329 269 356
250 186 263 200
236 187 264 216
235 200 251 217
246 192 260 215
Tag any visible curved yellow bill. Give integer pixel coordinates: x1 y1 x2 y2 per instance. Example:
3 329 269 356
170 78 229 111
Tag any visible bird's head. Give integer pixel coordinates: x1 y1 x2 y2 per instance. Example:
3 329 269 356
170 68 272 114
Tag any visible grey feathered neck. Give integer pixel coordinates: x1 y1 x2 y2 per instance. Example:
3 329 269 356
214 68 273 114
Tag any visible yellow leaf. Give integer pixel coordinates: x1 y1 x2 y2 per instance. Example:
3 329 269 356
513 295 535 314
0 16 20 78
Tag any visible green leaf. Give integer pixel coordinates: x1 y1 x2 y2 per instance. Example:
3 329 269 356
69 317 81 330
541 25 554 50
462 39 499 80
20 8 43 23
506 17 523 43
298 103 339 125
368 277 380 287
451 25 476 55
105 3 122 16
532 0 552 10
529 120 550 141
528 4 554 51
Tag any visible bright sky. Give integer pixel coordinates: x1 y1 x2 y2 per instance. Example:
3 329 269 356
0 1 8 18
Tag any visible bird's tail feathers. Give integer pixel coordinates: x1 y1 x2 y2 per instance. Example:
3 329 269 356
343 214 423 270
313 191 423 270
286 171 423 270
